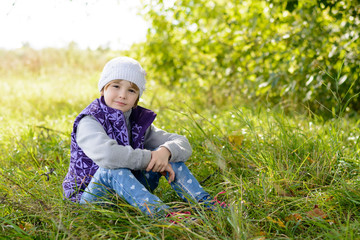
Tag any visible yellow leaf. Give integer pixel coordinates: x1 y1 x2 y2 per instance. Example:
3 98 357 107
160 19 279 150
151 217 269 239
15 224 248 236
276 218 286 228
266 216 286 228
228 134 244 148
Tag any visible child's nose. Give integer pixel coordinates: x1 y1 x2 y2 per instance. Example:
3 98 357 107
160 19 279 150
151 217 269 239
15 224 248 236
119 89 127 98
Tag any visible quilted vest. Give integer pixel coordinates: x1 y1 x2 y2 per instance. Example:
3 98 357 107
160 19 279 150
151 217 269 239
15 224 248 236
62 96 156 202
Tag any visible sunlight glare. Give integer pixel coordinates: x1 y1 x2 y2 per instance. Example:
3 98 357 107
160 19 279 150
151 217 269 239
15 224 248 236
0 0 148 50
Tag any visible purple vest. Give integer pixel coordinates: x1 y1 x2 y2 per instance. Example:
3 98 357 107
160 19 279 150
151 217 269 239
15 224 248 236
62 96 156 202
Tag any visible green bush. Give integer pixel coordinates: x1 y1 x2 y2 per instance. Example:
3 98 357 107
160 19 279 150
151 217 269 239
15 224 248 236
135 0 360 117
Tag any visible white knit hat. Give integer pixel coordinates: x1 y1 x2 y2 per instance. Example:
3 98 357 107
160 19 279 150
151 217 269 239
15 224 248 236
98 57 146 97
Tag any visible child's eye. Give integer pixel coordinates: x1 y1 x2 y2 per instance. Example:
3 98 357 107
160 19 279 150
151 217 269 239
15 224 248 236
129 89 136 93
112 84 120 88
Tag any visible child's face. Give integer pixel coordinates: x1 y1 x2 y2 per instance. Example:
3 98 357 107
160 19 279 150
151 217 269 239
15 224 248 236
103 80 140 112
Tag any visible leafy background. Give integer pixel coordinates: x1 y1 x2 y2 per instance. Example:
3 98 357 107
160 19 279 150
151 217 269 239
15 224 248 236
134 0 359 117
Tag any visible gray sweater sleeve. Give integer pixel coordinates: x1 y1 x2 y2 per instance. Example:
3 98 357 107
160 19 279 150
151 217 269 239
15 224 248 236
76 116 152 170
144 125 192 163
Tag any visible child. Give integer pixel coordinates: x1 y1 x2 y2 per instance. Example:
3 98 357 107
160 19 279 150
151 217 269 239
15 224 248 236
62 57 225 217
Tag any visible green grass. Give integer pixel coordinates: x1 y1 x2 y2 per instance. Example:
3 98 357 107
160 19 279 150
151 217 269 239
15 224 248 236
0 47 359 239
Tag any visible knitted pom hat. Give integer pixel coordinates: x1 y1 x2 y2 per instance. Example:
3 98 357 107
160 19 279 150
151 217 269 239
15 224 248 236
98 57 146 97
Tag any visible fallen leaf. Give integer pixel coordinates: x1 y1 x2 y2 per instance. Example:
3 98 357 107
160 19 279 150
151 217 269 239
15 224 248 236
306 205 327 219
267 216 286 228
285 213 303 222
228 134 244 149
19 222 34 232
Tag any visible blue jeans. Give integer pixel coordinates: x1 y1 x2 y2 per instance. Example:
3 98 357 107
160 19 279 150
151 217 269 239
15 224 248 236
80 162 211 216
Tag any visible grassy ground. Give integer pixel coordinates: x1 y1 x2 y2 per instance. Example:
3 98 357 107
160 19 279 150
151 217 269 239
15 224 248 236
0 47 359 239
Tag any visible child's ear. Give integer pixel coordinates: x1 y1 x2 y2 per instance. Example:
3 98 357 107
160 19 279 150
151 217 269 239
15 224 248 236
100 90 104 96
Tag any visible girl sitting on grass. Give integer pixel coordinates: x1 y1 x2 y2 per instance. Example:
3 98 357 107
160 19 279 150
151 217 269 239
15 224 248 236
62 57 226 218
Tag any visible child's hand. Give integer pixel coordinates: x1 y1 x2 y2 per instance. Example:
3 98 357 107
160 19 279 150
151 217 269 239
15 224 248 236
161 164 175 184
147 147 171 172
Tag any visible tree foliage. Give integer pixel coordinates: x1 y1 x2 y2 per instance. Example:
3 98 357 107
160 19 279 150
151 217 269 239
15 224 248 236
136 0 359 116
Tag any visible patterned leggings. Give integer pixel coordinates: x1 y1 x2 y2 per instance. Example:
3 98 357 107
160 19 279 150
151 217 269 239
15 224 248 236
80 162 211 216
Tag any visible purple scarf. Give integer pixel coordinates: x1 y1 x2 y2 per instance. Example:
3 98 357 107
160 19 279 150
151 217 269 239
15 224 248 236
62 96 156 202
